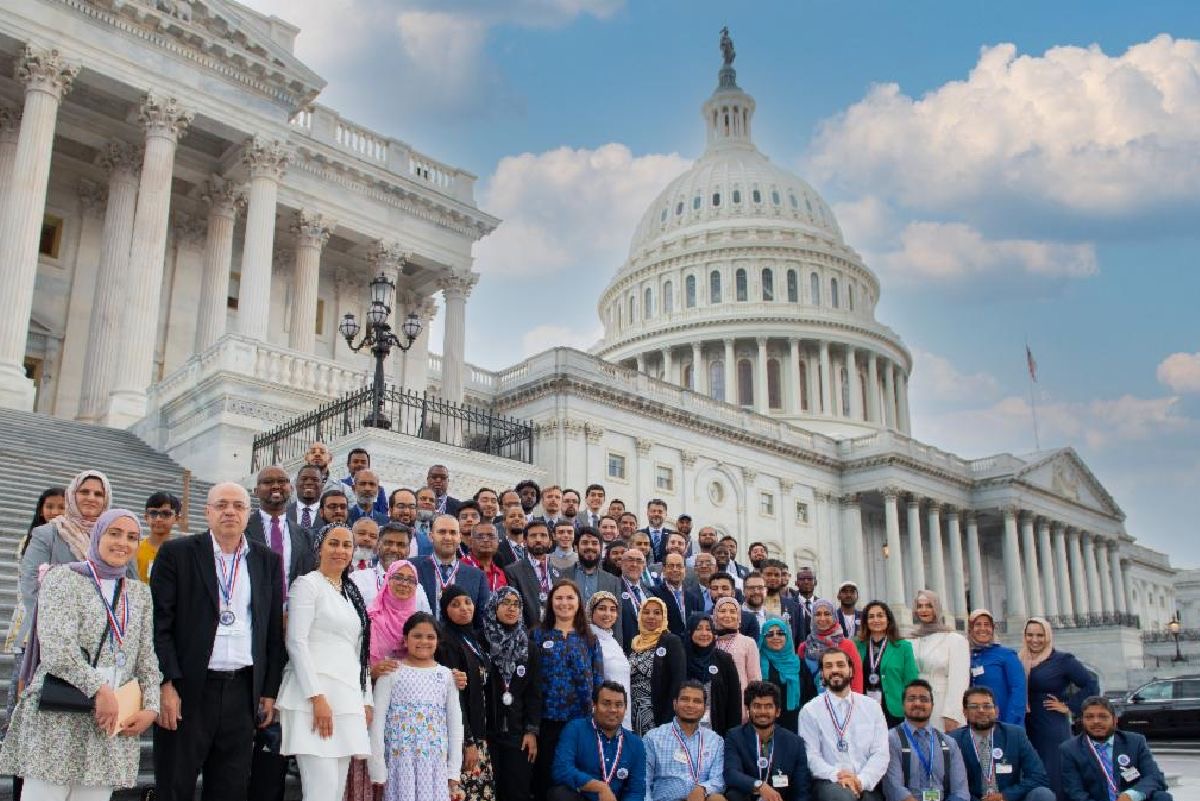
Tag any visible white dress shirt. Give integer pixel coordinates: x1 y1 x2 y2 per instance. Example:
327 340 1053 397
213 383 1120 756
208 533 254 671
798 690 890 790
349 564 432 613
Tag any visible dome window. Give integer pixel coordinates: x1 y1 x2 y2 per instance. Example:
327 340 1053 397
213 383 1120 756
789 193 798 209
737 359 754 406
810 272 821 306
752 189 762 204
712 192 721 207
830 278 840 309
628 294 636 321
663 280 674 314
805 198 814 214
685 275 697 308
710 270 722 304
848 284 855 311
771 190 781 205
675 201 684 216
660 207 668 222
768 358 782 409
693 194 702 211
761 268 774 301
787 270 798 303
735 268 748 302
709 360 725 401
644 287 654 318
732 189 741 204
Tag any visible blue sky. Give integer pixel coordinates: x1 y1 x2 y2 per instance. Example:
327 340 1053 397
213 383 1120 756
244 0 1200 567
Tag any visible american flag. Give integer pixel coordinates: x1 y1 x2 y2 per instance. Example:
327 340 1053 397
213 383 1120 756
1026 345 1038 383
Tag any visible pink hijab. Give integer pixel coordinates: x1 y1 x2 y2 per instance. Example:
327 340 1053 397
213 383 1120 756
368 560 418 662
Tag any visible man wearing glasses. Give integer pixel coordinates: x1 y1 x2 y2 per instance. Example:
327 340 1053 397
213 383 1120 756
464 521 509 592
138 491 181 581
948 687 1052 801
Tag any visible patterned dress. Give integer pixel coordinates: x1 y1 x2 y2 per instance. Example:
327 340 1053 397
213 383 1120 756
369 664 463 801
629 648 656 736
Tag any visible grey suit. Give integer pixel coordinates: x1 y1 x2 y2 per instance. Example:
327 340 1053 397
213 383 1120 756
567 563 624 645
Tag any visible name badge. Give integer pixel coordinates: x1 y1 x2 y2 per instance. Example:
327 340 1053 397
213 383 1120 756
616 767 629 780
216 617 248 638
921 791 941 801
542 640 555 650
970 665 984 677
674 749 690 763
1121 767 1140 782
771 774 789 788
516 665 526 677
996 764 1013 774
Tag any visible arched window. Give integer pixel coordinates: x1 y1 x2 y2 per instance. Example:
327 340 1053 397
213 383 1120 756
685 275 697 308
710 270 722 304
798 359 809 411
737 359 754 406
752 188 762 204
831 278 840 309
644 287 654 318
767 358 782 409
709 360 725 401
628 294 636 322
810 272 821 306
683 362 694 390
693 194 702 211
662 280 674 314
787 270 798 302
840 366 850 415
732 189 742 204
761 268 774 301
735 268 748 302
847 284 855 311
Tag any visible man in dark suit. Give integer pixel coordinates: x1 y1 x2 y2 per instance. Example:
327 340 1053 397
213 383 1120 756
503 519 561 628
617 546 653 651
339 447 388 517
709 572 760 640
651 552 703 636
794 567 817 642
724 681 811 801
721 535 751 580
495 503 527 569
762 560 804 643
637 497 674 563
426 463 461 516
417 514 490 626
567 527 624 643
949 686 1054 801
1061 696 1173 801
151 482 285 801
287 464 325 530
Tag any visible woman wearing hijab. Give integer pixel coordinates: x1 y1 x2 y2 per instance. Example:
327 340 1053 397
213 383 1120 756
1019 616 1099 799
0 508 161 799
587 590 631 728
712 596 761 707
796 599 864 702
481 586 542 801
854 600 917 726
437 586 494 801
909 589 970 731
684 613 741 735
277 524 373 801
628 595 685 735
757 616 805 732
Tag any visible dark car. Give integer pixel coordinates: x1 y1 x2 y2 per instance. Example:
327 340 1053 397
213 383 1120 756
1117 674 1200 739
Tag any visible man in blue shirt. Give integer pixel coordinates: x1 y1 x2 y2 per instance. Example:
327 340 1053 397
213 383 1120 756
1060 696 1173 801
882 679 970 801
551 681 647 801
644 680 727 801
967 610 1026 726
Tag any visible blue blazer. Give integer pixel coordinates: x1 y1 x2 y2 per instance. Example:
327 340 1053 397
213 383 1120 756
416 556 491 627
949 721 1049 800
1060 731 1172 801
723 723 811 801
651 583 704 636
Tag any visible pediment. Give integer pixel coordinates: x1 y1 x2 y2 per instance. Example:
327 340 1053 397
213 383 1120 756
1016 448 1123 519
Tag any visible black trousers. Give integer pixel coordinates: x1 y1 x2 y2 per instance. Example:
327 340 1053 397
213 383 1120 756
247 721 288 801
489 733 533 801
546 788 586 801
153 668 255 801
532 719 567 801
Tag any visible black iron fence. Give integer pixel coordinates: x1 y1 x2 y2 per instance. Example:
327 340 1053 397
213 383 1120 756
1047 612 1141 629
1143 628 1200 643
251 385 535 471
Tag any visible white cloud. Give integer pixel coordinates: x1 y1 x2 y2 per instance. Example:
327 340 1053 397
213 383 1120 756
475 144 691 278
807 35 1200 222
1157 351 1200 394
521 324 604 358
909 349 1002 406
881 221 1098 280
395 12 489 107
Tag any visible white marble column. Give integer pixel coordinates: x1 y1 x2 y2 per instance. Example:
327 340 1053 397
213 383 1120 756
399 292 436 394
1097 540 1115 616
1020 512 1044 617
288 211 333 353
927 502 947 605
965 512 985 611
788 338 802 413
193 176 243 353
1083 533 1104 614
847 347 863 420
1002 507 1027 620
0 48 78 410
883 488 906 610
1036 518 1059 618
866 351 880 423
236 137 289 341
1067 528 1090 616
77 141 140 422
906 498 927 595
818 340 832 414
805 344 819 412
1109 543 1127 615
661 347 674 384
883 361 896 428
723 339 735 403
841 494 867 589
440 273 475 405
691 342 706 394
105 95 192 426
0 107 21 208
755 337 769 412
635 353 646 373
832 351 845 416
897 370 911 433
1053 522 1074 618
946 507 968 620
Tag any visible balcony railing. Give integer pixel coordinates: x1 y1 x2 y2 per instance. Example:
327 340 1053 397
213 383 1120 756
1049 613 1141 630
251 385 535 472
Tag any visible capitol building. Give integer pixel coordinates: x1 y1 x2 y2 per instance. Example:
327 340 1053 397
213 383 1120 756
0 1 1186 685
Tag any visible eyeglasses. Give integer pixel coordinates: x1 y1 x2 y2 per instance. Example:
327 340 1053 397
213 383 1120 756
392 503 417 510
472 532 498 541
209 501 249 512
966 703 995 711
146 510 177 519
389 576 418 586
905 696 933 704
764 630 786 637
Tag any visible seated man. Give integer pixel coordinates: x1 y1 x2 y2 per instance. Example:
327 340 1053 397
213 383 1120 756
645 681 726 801
724 681 810 801
551 681 646 801
881 679 970 801
1060 696 1173 801
948 686 1052 801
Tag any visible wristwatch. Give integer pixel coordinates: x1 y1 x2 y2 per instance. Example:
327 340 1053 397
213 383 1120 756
753 780 763 794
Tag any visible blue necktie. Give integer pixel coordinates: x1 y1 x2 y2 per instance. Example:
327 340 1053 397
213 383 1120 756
1099 744 1117 801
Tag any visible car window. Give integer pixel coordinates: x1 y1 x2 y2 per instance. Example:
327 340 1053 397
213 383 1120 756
1173 679 1200 700
1136 681 1173 701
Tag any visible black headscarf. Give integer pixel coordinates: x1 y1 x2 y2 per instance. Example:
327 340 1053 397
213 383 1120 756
685 612 718 682
314 524 371 693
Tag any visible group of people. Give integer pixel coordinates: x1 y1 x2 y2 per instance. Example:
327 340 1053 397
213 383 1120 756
0 446 1175 801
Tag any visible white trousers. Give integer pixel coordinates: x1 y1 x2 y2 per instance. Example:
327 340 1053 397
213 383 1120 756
295 753 351 801
20 778 112 801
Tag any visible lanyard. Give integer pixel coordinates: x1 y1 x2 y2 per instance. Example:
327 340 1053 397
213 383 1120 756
623 579 643 606
903 723 935 784
823 693 855 744
671 723 703 783
593 722 625 784
436 559 461 592
1086 739 1119 799
533 559 550 592
869 639 887 674
215 541 245 611
86 563 127 648
756 734 774 780
375 564 386 590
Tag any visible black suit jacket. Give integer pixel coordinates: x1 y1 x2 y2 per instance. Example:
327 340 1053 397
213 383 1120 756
637 526 676 563
739 610 761 641
245 509 316 585
438 495 462 516
150 532 285 716
1060 730 1169 801
495 536 523 570
417 557 491 627
724 723 812 801
651 583 703 637
504 558 563 629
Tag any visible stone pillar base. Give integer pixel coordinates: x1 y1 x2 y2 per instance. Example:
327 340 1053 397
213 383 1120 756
0 365 36 411
104 389 149 429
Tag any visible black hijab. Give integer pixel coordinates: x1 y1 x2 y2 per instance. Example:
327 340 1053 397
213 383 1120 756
685 612 718 682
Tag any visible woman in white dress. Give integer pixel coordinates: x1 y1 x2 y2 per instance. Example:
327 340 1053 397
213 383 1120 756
278 524 373 799
908 589 970 731
587 591 631 728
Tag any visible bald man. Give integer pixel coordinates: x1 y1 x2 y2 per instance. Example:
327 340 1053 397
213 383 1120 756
415 514 491 627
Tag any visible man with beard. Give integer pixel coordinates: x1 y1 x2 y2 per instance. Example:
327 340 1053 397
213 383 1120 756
836 581 863 639
567 527 624 642
549 682 646 801
415 514 489 626
795 567 818 621
541 484 565 528
713 542 744 591
966 610 1025 726
708 572 759 641
762 560 803 643
474 487 501 526
349 517 379 571
414 487 438 555
288 464 324 529
722 535 751 580
246 466 316 588
318 487 349 526
618 546 652 651
688 552 718 612
607 498 626 518
598 515 621 546
549 518 579 572
798 649 889 801
349 523 432 611
1060 696 1172 801
388 488 431 557
644 681 726 801
618 511 640 542
496 503 528 568
425 463 460 516
562 488 582 529
456 499 482 557
516 478 542 517
686 525 718 568
723 681 811 801
637 498 674 563
340 447 388 516
747 542 769 571
742 573 769 629
651 552 703 637
463 520 508 593
881 679 970 801
675 514 693 558
348 468 388 525
947 687 1052 801
503 518 562 628
302 441 347 496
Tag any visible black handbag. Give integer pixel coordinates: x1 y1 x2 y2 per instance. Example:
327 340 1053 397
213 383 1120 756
38 580 118 713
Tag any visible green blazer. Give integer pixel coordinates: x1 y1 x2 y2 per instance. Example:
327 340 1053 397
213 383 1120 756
855 636 919 718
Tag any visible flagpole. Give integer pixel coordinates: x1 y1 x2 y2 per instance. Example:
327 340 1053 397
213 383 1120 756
1026 339 1041 451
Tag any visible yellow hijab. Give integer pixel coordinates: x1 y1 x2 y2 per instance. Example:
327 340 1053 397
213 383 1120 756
632 596 669 652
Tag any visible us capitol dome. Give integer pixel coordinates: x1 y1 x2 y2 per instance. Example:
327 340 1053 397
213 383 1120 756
595 39 912 439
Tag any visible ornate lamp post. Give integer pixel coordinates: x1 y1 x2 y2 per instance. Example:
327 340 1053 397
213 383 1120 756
338 272 422 428
1168 615 1184 663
